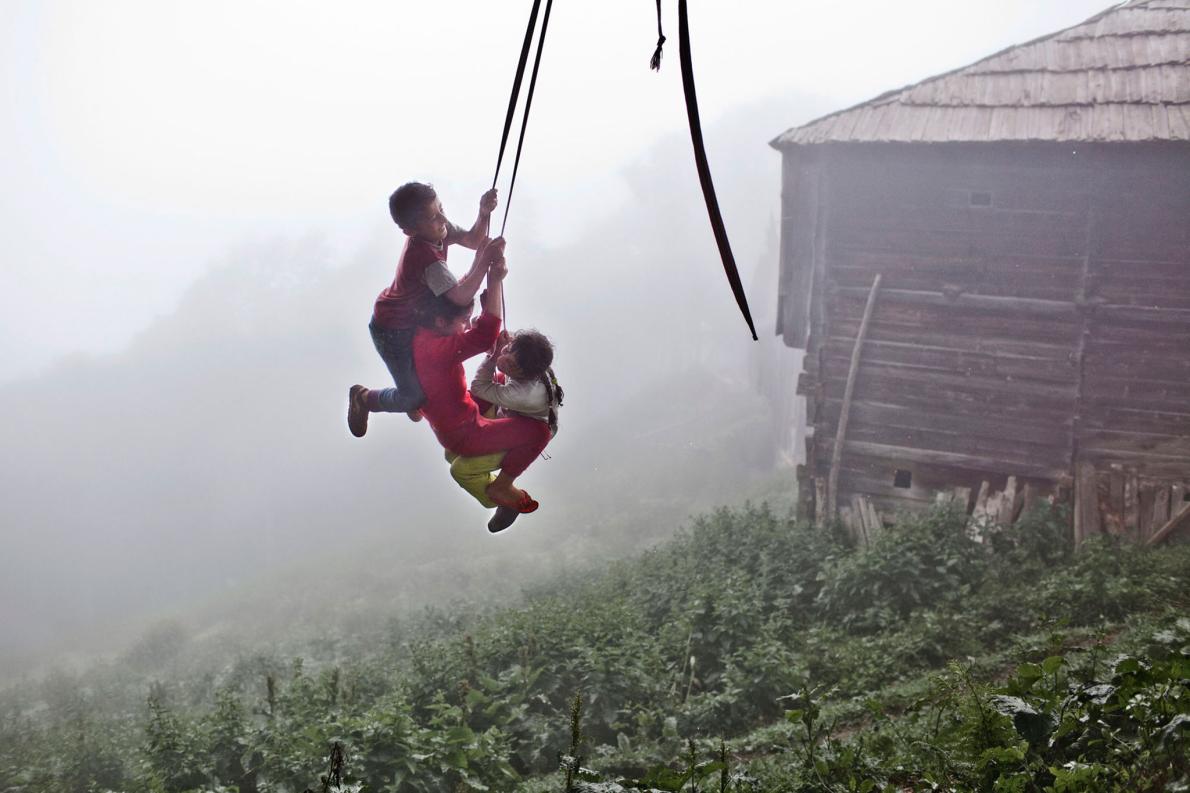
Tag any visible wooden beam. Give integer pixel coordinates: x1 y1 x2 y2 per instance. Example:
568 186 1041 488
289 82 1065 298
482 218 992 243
832 286 1079 318
826 273 882 524
821 439 1068 481
1146 502 1190 547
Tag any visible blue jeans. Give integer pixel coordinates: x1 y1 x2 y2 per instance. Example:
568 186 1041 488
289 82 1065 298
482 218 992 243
369 321 425 412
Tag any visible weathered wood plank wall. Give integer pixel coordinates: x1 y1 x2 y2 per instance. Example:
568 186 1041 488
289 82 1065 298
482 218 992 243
784 142 1190 538
1077 144 1190 542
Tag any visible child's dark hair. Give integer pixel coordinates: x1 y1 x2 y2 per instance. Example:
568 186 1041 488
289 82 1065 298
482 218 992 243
509 330 554 379
419 296 473 328
510 330 564 435
389 182 437 231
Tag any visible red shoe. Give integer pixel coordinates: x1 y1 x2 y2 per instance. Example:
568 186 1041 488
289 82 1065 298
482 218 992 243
486 484 539 513
517 492 539 513
348 385 369 437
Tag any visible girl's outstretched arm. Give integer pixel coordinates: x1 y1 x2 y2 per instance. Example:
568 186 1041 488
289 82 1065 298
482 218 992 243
453 245 508 361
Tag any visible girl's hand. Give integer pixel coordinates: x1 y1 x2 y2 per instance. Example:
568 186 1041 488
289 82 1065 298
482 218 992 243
488 255 508 282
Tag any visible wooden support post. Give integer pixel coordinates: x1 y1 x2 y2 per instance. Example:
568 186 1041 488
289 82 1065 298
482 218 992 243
814 477 827 529
1075 461 1101 545
1011 480 1027 524
1125 472 1139 539
825 273 882 524
997 476 1018 526
1173 484 1187 517
865 499 882 534
838 505 855 542
1022 482 1038 516
1152 485 1171 537
953 486 973 514
796 466 812 523
1139 482 1156 539
850 494 869 546
969 480 992 540
1105 466 1126 535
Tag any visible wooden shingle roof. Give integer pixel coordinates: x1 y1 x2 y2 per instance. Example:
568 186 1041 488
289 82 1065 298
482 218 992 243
771 0 1190 147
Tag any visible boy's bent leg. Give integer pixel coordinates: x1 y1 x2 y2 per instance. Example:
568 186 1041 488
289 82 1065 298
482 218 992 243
449 453 504 508
369 324 426 413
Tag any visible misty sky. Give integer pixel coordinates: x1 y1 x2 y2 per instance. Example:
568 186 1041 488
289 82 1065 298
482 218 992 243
1 0 1111 383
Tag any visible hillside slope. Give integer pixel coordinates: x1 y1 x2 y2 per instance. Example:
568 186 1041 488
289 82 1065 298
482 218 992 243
2 503 1186 791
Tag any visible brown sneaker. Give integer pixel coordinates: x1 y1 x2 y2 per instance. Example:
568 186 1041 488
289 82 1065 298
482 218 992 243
348 385 369 437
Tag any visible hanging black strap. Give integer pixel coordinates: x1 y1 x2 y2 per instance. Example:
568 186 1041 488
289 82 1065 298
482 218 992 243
677 0 758 340
498 0 554 237
492 0 542 192
650 0 666 71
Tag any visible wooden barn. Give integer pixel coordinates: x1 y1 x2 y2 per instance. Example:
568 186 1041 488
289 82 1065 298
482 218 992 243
769 0 1190 544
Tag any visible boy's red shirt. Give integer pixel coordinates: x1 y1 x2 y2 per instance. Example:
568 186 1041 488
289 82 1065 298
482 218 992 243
372 236 450 329
413 311 502 446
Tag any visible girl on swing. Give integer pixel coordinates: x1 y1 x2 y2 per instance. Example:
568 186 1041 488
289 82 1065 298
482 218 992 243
413 240 553 529
446 326 563 533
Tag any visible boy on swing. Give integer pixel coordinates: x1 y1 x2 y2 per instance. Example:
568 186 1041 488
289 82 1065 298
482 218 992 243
348 182 499 436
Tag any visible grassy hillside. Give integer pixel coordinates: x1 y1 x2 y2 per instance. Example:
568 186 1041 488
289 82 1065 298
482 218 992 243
2 504 1187 792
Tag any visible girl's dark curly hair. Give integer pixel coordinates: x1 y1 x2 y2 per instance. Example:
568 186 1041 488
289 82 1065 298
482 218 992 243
510 330 564 435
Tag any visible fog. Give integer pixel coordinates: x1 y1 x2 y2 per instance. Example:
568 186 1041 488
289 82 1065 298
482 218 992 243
0 1 1109 676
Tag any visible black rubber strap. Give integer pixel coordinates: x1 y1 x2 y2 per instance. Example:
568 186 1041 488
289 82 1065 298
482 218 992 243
489 0 548 328
650 0 666 71
492 0 542 191
499 0 554 237
677 0 758 340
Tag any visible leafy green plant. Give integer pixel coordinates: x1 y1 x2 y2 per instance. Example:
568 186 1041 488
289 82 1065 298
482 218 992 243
1 503 1187 792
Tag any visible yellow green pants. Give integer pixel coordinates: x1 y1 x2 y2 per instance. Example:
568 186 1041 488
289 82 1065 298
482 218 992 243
445 450 504 509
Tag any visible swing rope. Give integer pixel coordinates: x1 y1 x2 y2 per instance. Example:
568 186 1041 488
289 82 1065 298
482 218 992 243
489 0 555 330
490 0 756 340
499 0 553 238
491 0 542 192
655 0 758 340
